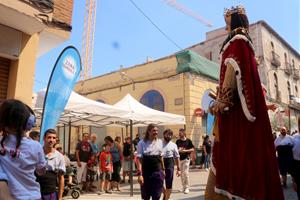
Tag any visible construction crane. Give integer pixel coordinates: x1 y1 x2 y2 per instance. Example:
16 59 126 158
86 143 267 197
163 0 212 27
81 0 97 80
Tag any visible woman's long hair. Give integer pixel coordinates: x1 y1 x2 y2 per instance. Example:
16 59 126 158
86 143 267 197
0 99 31 150
144 123 157 141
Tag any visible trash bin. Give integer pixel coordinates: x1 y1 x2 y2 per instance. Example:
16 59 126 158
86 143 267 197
195 148 203 166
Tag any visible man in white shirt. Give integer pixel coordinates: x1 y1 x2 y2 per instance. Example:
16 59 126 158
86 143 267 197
162 129 181 200
36 129 66 200
274 127 294 187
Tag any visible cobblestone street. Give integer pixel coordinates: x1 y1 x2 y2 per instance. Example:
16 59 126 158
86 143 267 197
65 168 297 200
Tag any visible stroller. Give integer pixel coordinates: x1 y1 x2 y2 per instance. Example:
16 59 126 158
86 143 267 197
62 164 81 199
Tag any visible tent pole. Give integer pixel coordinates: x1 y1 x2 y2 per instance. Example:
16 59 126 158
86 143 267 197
68 119 71 155
130 120 133 197
63 124 66 152
121 128 124 144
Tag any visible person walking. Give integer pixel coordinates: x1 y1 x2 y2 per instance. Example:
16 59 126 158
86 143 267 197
122 136 135 183
275 127 294 188
36 129 66 200
205 6 284 199
75 133 92 191
105 136 123 191
176 128 194 194
162 129 181 200
98 144 113 194
0 99 46 200
137 124 165 200
203 135 212 171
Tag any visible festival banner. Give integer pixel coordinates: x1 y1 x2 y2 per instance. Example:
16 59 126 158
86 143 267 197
40 46 82 142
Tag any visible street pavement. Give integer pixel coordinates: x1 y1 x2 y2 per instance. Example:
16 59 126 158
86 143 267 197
65 168 298 200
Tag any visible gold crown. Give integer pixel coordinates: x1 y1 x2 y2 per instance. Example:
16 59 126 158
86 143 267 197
224 5 246 17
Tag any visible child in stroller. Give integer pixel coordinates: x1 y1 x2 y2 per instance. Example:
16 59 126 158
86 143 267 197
54 144 81 199
62 164 81 199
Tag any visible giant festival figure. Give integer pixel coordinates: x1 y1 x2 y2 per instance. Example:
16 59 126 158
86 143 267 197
205 6 284 200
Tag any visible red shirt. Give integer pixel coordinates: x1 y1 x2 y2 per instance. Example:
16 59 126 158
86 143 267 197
99 151 113 172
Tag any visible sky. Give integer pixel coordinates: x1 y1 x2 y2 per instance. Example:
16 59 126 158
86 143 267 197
34 0 300 92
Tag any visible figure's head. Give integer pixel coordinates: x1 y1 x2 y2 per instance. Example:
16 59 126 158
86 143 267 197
125 137 131 144
178 128 186 139
115 136 121 143
91 133 97 142
163 129 173 142
102 144 110 152
144 124 158 141
82 133 89 142
0 99 35 134
29 130 40 141
104 136 114 145
54 143 63 154
44 129 57 149
0 99 36 150
224 5 249 33
280 127 287 136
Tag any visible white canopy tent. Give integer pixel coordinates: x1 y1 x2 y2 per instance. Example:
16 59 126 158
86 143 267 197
34 90 130 127
113 94 186 126
34 91 185 197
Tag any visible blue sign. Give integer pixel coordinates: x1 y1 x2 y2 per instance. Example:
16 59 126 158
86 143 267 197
206 113 215 135
40 46 82 142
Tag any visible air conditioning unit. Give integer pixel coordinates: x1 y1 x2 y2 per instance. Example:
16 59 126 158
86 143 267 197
0 24 21 60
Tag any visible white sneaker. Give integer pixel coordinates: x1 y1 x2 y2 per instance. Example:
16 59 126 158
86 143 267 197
184 188 189 194
97 190 102 195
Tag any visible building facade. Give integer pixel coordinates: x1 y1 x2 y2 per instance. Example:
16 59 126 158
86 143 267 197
73 51 218 148
0 0 74 105
189 20 300 130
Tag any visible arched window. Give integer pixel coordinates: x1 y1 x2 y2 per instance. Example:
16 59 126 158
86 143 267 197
271 41 274 50
274 73 278 88
140 90 164 111
274 73 279 100
287 81 291 97
284 53 287 63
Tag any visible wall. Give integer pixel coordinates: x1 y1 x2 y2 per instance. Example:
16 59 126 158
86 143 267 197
7 33 39 105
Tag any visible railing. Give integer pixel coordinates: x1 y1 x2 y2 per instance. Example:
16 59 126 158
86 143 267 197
270 51 281 67
284 62 293 75
19 0 54 13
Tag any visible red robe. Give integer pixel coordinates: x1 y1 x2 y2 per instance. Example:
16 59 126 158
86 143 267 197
212 34 284 200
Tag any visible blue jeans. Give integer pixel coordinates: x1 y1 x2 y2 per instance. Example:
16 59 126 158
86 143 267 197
204 154 211 169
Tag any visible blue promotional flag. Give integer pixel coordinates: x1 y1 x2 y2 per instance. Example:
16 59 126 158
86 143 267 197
40 46 82 142
206 113 215 135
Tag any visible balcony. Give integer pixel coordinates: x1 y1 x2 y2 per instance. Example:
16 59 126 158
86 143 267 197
293 69 300 80
284 62 293 75
270 51 281 67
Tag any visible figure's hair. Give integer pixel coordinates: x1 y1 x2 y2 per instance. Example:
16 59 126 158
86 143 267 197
104 136 114 143
0 99 31 150
220 12 251 53
115 136 121 142
29 130 40 139
44 128 57 138
163 129 173 136
230 12 249 31
144 124 157 141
